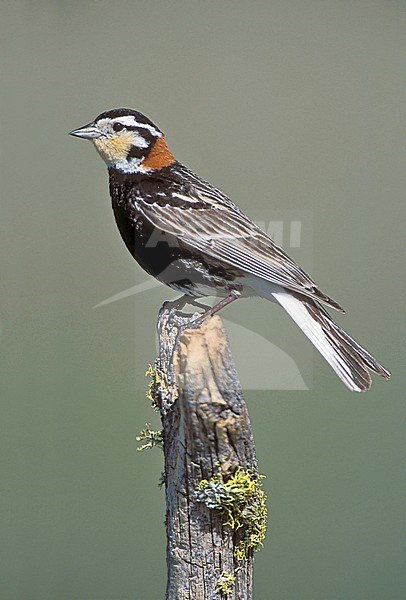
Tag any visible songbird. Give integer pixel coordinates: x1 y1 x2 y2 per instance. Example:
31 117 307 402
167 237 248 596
70 108 390 391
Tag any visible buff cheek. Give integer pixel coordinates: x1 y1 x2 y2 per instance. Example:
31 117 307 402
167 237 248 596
93 132 134 163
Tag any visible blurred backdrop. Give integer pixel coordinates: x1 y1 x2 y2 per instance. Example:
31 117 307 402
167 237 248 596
0 1 405 598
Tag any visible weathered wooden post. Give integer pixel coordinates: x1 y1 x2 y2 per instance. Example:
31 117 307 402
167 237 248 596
146 305 267 599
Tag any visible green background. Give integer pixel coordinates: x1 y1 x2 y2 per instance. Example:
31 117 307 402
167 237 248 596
1 1 404 598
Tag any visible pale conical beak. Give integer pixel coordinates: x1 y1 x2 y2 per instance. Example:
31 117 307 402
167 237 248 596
69 122 102 139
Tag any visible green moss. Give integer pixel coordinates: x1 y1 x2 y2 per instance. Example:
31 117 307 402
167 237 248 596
216 570 236 596
196 467 267 561
136 423 163 452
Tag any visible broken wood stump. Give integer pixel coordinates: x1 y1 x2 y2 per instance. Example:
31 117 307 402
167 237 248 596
150 305 267 600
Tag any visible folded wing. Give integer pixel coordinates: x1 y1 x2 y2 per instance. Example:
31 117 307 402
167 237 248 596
135 190 344 311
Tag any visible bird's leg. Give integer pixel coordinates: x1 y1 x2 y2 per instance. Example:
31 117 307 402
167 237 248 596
163 295 211 316
188 290 241 328
187 298 212 311
163 291 240 334
162 294 190 312
208 290 241 317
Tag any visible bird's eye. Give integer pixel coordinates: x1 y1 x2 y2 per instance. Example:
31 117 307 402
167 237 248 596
113 122 125 132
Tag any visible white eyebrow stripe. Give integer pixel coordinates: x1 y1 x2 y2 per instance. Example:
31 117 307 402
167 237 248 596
112 116 162 136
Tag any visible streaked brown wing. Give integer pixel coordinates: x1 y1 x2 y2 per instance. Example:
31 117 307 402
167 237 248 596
136 192 344 311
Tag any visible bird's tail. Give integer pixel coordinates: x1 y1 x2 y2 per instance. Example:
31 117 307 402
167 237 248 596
271 290 390 391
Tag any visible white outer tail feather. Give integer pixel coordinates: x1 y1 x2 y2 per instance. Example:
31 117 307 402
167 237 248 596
242 275 389 391
273 291 365 391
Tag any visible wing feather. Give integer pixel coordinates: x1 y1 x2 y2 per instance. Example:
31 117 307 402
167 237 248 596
135 189 344 311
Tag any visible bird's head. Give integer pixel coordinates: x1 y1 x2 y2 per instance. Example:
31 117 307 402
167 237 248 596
69 108 175 174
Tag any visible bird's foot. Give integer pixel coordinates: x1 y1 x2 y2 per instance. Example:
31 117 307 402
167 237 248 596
161 291 241 333
186 290 241 329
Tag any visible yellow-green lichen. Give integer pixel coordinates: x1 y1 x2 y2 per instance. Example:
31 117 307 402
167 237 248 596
145 363 161 411
136 423 163 452
216 570 236 596
196 467 267 561
145 361 178 412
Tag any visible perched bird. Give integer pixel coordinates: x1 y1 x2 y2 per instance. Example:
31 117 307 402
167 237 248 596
70 108 390 392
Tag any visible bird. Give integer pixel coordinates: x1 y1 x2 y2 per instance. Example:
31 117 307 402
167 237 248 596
70 108 390 392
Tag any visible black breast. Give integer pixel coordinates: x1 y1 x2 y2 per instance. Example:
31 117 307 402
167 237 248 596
107 166 237 294
109 168 179 279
